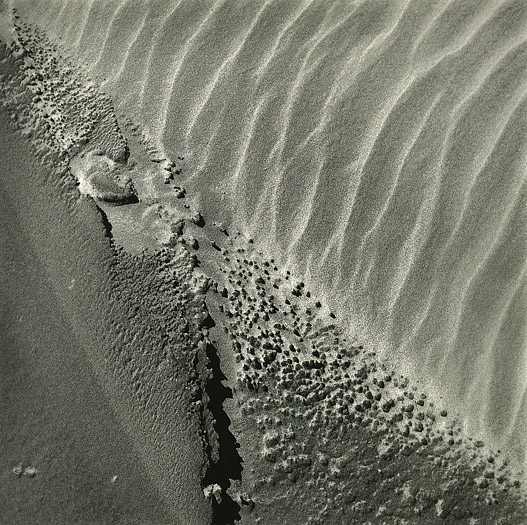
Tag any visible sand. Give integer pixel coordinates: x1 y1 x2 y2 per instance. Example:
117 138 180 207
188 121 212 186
0 119 171 523
1 2 527 524
0 21 212 523
12 0 527 466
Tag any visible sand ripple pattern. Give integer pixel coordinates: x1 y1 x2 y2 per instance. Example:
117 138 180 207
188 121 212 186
20 0 527 466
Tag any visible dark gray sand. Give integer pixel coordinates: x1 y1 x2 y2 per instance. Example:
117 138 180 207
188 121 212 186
1 4 527 525
0 117 171 524
0 26 212 522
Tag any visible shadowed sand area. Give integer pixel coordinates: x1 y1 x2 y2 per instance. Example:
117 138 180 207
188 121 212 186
0 110 173 524
2 2 527 523
0 99 211 523
14 0 527 467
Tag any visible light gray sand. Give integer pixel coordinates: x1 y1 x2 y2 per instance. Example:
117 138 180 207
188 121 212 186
1 3 527 524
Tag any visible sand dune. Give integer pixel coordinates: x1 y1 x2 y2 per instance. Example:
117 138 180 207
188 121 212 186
2 1 527 522
17 0 527 467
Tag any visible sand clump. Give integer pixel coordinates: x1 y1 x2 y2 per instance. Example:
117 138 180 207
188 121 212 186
12 464 37 478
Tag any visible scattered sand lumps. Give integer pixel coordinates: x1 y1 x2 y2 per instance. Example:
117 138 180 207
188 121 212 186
203 232 527 524
0 12 128 180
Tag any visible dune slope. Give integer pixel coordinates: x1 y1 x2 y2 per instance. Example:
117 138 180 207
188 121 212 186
14 0 527 466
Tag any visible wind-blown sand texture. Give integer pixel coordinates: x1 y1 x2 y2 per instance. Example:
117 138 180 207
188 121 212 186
14 0 527 466
1 1 526 524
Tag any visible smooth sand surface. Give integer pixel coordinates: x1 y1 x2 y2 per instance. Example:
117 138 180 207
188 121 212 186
0 109 174 523
0 102 211 524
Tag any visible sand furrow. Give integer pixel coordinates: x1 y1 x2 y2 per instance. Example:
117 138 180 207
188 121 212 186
104 6 148 89
159 0 228 146
444 156 527 370
185 0 271 149
480 263 527 438
253 0 315 81
231 94 268 190
359 94 442 296
73 0 95 52
89 0 127 74
384 5 527 349
138 1 181 111
395 79 527 356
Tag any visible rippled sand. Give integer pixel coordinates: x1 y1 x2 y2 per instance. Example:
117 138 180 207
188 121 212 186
2 1 527 523
14 0 527 464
